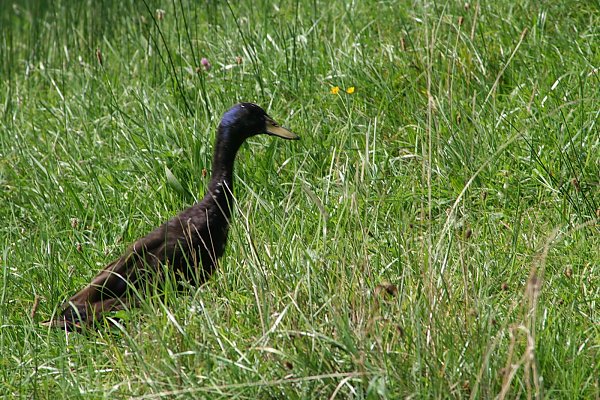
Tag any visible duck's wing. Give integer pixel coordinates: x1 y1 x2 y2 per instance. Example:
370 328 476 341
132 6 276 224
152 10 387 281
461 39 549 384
44 224 179 332
44 203 223 332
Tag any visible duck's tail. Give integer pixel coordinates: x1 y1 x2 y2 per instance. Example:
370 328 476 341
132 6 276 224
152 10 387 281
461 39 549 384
43 257 137 332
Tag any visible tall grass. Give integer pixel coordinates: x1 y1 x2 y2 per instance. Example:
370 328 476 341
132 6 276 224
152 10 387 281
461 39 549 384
1 0 598 398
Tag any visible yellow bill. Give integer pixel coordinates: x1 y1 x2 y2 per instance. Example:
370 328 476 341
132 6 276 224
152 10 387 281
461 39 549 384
265 116 299 140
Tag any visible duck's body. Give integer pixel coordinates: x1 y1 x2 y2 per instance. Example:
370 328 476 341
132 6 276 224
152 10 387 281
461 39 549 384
47 103 298 331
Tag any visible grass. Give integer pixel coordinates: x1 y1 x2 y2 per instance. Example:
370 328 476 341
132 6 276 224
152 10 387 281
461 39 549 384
1 0 598 398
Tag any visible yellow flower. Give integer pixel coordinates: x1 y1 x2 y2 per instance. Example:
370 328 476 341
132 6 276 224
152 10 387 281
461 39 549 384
330 86 340 95
346 86 355 94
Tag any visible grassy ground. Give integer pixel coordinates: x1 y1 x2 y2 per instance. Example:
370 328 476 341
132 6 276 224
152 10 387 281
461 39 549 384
1 0 598 398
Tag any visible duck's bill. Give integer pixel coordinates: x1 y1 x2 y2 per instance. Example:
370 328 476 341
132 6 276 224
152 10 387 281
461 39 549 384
266 117 299 140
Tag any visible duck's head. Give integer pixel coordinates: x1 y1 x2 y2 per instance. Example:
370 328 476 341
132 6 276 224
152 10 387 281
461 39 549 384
219 103 299 143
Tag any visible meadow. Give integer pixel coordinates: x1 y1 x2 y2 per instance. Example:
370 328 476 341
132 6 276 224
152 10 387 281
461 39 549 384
0 0 598 398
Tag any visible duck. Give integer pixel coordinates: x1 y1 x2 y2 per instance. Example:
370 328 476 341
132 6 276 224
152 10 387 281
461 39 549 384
44 103 299 331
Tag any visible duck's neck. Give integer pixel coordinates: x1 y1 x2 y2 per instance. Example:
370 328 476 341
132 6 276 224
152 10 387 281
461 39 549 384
207 133 242 208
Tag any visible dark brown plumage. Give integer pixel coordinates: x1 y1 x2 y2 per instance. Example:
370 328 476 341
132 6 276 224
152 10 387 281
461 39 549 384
45 103 298 331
